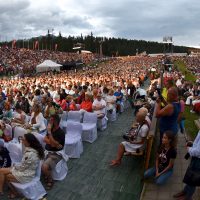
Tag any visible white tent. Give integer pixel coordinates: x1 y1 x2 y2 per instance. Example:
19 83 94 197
36 60 62 73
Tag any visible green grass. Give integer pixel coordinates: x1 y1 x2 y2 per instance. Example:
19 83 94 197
174 60 199 138
174 60 197 83
184 106 199 139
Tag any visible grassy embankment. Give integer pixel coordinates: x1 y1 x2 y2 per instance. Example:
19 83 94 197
174 60 199 139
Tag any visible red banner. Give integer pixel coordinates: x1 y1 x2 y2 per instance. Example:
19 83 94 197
12 40 16 48
55 43 58 51
35 41 39 50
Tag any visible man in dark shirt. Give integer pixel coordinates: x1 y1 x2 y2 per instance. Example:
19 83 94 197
42 114 65 189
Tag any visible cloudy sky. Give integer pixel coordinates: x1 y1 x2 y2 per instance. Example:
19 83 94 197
0 0 200 47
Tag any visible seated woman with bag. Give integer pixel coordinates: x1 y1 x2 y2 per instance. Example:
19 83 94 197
0 133 44 198
144 131 177 185
110 110 149 166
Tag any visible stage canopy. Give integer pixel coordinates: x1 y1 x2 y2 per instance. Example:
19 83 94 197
36 60 62 73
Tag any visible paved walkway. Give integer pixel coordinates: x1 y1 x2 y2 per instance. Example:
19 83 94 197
141 133 200 200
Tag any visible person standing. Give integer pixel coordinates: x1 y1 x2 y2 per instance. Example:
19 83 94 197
156 87 181 144
173 130 200 200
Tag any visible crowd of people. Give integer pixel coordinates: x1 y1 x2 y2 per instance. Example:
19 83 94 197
0 47 199 199
0 47 97 76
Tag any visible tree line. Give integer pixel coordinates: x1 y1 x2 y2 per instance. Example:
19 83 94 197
1 32 189 56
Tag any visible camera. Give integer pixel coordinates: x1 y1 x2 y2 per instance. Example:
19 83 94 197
123 135 131 141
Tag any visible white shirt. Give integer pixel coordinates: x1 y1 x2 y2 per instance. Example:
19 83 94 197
29 112 46 132
105 95 116 110
189 131 200 158
92 99 106 115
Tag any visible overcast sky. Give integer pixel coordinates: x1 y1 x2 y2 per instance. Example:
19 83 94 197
0 0 200 47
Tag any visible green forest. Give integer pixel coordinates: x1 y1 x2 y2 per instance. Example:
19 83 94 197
1 32 189 56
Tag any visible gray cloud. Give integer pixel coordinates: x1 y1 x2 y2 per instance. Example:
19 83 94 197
0 0 200 46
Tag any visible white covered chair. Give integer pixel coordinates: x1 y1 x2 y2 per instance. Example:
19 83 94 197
107 109 117 122
11 161 46 200
120 101 125 113
52 150 69 181
44 118 48 127
76 104 81 110
97 116 107 131
67 111 82 123
33 133 45 148
65 122 83 158
13 127 28 140
60 111 68 129
61 111 82 133
82 112 98 143
6 142 23 164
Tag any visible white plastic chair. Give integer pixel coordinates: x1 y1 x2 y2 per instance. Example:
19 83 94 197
11 161 46 200
82 112 98 143
65 122 83 158
6 142 23 164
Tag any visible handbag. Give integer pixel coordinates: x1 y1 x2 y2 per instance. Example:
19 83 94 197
183 158 200 186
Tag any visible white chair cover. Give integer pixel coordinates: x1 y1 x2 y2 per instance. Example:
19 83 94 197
82 112 98 143
124 98 130 109
44 118 48 127
5 124 12 138
52 159 68 181
107 109 117 122
67 111 82 123
120 101 124 113
97 116 107 131
33 133 45 148
61 111 82 133
76 104 81 110
65 122 83 158
60 111 68 129
6 142 23 164
13 127 28 139
11 161 46 200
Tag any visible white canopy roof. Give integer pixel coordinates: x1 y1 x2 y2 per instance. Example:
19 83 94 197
36 60 62 73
